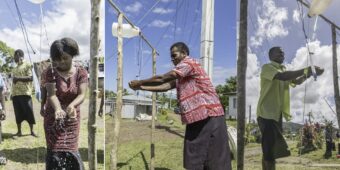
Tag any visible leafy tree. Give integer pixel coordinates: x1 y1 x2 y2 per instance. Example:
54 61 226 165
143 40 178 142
215 76 237 111
0 40 15 73
105 90 116 99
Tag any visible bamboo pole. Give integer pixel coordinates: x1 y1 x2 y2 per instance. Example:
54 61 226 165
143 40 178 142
150 49 156 170
111 13 123 170
237 0 248 169
88 0 101 169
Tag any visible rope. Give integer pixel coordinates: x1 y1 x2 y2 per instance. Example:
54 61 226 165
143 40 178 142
136 0 162 25
296 0 323 156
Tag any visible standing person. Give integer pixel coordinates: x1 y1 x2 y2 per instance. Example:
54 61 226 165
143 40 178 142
256 47 324 169
42 37 88 169
0 73 7 165
0 73 7 121
129 42 232 170
11 49 37 137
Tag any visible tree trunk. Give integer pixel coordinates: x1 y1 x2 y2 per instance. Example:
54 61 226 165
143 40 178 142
111 13 123 170
88 0 101 169
237 0 248 170
332 25 340 128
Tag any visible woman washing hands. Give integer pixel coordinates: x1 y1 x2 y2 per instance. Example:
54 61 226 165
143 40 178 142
42 37 88 170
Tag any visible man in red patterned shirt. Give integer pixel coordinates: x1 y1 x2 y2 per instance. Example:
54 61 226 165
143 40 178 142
129 42 231 170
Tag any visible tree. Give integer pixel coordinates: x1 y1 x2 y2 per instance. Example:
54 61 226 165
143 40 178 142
215 76 237 110
105 90 116 99
0 40 15 73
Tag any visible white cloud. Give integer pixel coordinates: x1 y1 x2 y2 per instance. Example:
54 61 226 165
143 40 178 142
160 0 174 2
292 9 300 23
247 41 340 127
149 20 172 28
212 66 236 86
153 7 174 14
0 0 98 62
125 2 142 14
250 0 289 47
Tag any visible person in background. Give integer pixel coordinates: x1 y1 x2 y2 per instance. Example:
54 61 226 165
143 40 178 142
256 47 324 169
11 49 37 137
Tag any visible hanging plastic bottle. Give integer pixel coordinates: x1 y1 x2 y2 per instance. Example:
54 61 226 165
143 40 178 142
112 23 140 38
308 0 333 17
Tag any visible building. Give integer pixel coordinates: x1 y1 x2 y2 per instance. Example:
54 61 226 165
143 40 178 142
106 94 159 119
226 92 237 119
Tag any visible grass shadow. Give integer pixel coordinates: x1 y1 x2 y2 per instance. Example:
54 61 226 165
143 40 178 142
78 148 104 164
1 147 46 163
117 149 146 170
155 125 184 138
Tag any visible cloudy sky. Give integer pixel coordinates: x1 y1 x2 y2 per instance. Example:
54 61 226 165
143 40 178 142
0 0 104 62
245 0 340 126
105 0 237 94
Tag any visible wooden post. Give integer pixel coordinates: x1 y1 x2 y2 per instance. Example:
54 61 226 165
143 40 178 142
111 13 123 170
150 49 156 170
332 25 340 129
248 105 251 124
237 0 248 169
88 0 100 169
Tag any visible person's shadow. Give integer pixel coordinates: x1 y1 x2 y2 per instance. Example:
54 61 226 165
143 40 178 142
1 147 46 163
0 147 104 164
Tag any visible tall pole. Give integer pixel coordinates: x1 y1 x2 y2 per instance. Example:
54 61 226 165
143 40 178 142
248 105 251 124
111 13 123 170
237 0 248 169
150 49 157 170
200 0 214 79
88 0 100 169
332 25 340 128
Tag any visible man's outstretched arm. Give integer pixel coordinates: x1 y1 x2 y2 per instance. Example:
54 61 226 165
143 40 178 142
129 70 178 90
274 66 323 81
140 80 176 92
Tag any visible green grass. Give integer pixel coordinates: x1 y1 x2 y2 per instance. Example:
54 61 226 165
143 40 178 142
0 99 104 170
107 111 340 170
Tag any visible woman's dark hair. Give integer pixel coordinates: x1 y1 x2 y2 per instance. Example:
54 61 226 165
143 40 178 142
14 49 24 57
50 37 79 61
170 42 189 55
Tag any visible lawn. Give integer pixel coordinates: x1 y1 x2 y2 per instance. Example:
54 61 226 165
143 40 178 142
0 98 104 170
106 110 340 170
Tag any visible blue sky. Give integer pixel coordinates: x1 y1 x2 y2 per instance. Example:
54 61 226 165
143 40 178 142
244 0 340 125
105 0 236 91
0 0 102 62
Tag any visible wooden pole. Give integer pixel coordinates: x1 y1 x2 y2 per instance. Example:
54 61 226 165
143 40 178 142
150 49 156 170
111 13 123 170
332 25 340 128
237 0 248 169
248 105 251 124
88 0 101 169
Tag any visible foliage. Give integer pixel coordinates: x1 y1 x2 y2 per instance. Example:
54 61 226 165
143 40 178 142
105 90 116 99
297 122 323 154
0 40 15 73
215 76 237 111
156 92 178 109
245 123 261 144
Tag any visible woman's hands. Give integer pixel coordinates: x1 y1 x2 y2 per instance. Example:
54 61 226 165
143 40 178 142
66 104 77 119
54 109 66 120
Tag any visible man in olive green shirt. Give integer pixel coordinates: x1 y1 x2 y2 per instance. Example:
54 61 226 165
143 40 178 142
11 49 37 137
257 47 324 170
